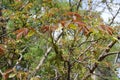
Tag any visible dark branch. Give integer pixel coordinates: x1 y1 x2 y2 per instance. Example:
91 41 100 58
78 38 101 47
76 0 82 11
104 51 120 58
82 40 117 80
109 6 120 26
69 0 72 11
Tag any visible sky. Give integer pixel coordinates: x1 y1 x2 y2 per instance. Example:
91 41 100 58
82 0 120 25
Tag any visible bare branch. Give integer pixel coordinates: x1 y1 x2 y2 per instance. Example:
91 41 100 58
98 40 117 61
76 0 82 11
74 73 78 80
35 47 52 71
19 1 30 11
29 31 63 78
105 1 114 16
88 0 92 12
69 0 72 11
104 51 120 58
78 38 101 47
109 6 120 26
14 47 27 68
27 47 52 79
0 47 27 79
0 70 3 76
82 40 117 80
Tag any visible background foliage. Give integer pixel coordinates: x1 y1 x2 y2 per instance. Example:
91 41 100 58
0 0 120 80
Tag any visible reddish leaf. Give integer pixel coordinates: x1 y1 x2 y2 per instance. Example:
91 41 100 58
0 44 5 56
100 25 106 31
99 25 114 35
83 27 90 35
4 68 13 75
14 28 29 39
104 61 111 67
50 26 57 32
78 26 83 32
74 21 86 27
66 12 82 18
60 21 66 27
78 56 84 61
106 27 114 35
3 68 13 80
40 25 57 33
40 25 50 33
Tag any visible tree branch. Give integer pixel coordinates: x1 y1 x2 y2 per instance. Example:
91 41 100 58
29 31 63 78
14 47 27 68
103 51 120 58
105 1 114 16
69 0 72 11
35 47 52 71
78 38 101 47
82 40 117 80
76 0 82 11
109 6 120 26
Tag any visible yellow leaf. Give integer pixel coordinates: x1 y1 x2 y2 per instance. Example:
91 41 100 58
26 30 35 38
9 73 16 78
30 77 40 80
69 24 77 30
113 37 118 41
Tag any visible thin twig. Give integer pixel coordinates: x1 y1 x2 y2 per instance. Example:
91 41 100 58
105 1 114 16
69 0 72 11
19 1 30 11
74 73 78 80
0 47 27 79
35 47 52 71
78 38 101 47
76 0 82 11
104 51 120 58
109 7 120 26
14 47 27 68
29 31 63 78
